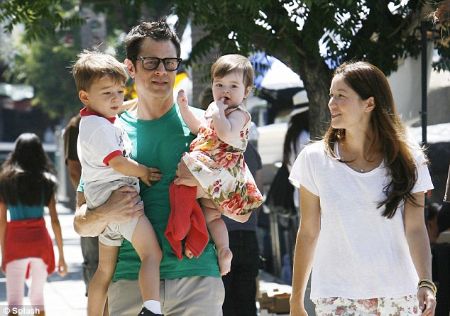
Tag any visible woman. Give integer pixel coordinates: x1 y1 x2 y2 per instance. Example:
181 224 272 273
289 61 436 316
283 106 310 209
0 133 67 315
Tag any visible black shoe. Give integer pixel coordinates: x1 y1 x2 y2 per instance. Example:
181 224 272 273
138 306 163 316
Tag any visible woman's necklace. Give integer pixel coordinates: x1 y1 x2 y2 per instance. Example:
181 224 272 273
337 142 370 173
344 159 366 173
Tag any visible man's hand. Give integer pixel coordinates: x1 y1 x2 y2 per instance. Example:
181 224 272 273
74 185 145 236
103 186 144 224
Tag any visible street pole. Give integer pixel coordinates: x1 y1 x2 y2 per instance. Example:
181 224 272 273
421 21 428 146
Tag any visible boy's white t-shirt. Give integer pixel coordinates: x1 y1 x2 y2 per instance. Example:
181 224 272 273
78 114 132 184
289 140 433 300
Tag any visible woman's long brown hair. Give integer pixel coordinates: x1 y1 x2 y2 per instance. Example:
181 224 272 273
324 61 420 218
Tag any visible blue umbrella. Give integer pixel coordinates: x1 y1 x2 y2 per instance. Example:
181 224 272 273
250 52 273 89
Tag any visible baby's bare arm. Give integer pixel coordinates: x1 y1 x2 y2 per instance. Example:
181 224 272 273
177 90 202 134
211 99 249 145
108 156 161 186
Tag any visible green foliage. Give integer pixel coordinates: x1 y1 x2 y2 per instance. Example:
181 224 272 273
173 0 444 137
174 0 431 75
0 0 83 42
11 34 80 118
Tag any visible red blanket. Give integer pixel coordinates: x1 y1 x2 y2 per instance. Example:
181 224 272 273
165 183 209 259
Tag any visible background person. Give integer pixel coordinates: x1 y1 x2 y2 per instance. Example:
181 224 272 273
0 133 68 315
289 61 435 316
222 141 263 316
197 84 264 316
63 113 100 300
432 185 450 316
283 106 310 209
425 202 441 245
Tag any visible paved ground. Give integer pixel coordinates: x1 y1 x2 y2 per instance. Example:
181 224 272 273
0 204 312 315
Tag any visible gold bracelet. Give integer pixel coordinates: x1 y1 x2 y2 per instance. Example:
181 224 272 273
418 279 437 296
418 283 437 296
418 279 436 288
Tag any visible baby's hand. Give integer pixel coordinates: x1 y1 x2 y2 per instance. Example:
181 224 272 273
177 89 189 108
209 99 226 116
215 98 227 112
139 166 162 187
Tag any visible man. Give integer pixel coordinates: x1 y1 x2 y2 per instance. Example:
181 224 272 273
74 20 225 316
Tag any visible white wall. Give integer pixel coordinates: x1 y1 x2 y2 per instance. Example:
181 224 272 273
387 43 434 125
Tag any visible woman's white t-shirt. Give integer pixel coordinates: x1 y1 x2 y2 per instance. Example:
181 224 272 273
289 140 433 299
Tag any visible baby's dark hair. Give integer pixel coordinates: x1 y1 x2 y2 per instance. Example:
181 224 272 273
211 54 254 90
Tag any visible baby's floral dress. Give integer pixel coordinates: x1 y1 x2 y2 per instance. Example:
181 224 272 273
181 104 263 216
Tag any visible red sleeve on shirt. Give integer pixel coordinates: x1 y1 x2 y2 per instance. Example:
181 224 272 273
103 150 123 166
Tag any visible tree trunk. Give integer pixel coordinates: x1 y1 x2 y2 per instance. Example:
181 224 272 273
297 59 332 139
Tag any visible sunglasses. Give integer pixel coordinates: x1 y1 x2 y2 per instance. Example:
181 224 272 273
137 56 182 71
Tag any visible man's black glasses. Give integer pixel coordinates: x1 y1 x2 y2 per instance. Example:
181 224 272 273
138 57 182 71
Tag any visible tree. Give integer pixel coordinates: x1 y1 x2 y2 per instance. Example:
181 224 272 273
0 0 180 119
0 0 83 42
11 34 81 118
173 0 443 137
433 0 450 71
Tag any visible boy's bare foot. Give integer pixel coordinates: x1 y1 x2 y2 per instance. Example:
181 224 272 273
185 248 194 259
218 247 233 276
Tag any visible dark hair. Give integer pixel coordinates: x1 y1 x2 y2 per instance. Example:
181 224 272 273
0 133 57 206
283 109 310 166
124 20 181 66
324 61 420 218
425 202 440 223
438 202 450 233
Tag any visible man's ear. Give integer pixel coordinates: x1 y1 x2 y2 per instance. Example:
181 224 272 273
365 96 375 113
79 90 89 106
124 59 135 79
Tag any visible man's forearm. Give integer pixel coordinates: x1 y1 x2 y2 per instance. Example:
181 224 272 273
73 192 108 237
73 187 144 237
67 160 81 190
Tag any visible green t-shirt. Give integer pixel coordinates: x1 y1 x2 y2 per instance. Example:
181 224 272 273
113 104 220 281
